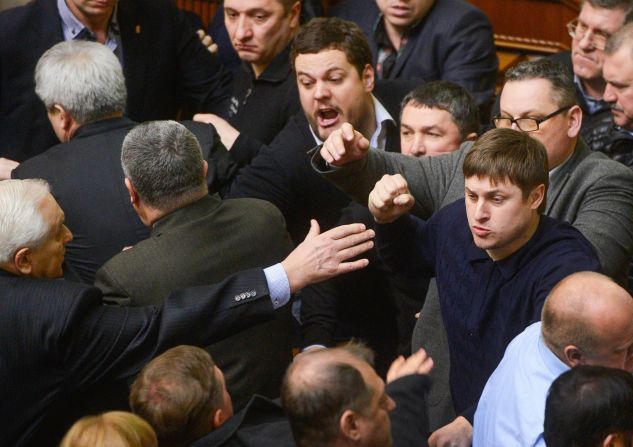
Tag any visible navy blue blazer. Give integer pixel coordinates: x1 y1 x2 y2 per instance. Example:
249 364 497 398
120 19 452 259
0 0 232 162
331 0 498 108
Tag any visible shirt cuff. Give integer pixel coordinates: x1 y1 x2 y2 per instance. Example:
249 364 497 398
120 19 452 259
264 263 291 309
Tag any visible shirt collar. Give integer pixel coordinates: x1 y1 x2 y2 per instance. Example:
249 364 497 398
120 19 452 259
537 325 570 377
308 94 396 148
252 44 293 83
57 0 120 52
573 74 610 115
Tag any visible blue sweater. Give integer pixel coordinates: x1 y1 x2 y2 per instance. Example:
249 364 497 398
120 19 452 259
376 199 601 420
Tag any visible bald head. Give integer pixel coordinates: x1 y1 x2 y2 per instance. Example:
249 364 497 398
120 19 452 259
281 344 393 447
541 272 633 370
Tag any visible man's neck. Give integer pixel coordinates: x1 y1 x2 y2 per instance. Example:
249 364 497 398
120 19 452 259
580 76 606 100
357 98 378 141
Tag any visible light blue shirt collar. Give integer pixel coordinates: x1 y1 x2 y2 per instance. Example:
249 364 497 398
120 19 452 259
310 94 395 149
538 332 569 378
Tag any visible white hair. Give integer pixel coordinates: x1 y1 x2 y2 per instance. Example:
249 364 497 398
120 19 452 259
35 40 127 125
0 179 51 263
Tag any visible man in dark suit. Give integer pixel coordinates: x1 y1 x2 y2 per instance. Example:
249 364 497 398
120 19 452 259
282 343 434 447
0 178 375 447
330 0 497 113
94 120 296 410
0 0 232 177
12 40 237 284
220 17 411 244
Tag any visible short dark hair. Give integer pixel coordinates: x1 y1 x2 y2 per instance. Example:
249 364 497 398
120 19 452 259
505 59 577 109
401 81 480 137
463 128 549 213
281 342 376 447
544 365 633 447
290 17 372 77
121 121 207 214
130 346 224 447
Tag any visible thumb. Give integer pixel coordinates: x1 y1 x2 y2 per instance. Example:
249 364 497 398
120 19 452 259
305 219 320 241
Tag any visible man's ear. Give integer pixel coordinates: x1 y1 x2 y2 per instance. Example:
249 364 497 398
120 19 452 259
289 1 301 29
124 178 138 205
567 105 582 139
14 247 33 275
601 432 625 447
212 408 229 429
563 345 584 367
529 184 545 210
362 64 375 92
202 160 209 179
340 409 363 442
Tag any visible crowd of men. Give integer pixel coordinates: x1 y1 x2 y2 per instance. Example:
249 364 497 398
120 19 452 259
2 0 633 446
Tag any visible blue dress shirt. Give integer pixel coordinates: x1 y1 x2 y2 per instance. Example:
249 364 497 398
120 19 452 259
473 322 569 447
376 199 600 420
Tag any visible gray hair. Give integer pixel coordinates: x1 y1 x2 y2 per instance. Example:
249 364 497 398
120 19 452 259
121 121 207 213
606 22 633 55
584 0 633 16
0 179 51 263
35 40 127 125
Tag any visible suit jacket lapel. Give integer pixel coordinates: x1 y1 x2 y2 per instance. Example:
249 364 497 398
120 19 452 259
546 140 587 214
117 0 147 119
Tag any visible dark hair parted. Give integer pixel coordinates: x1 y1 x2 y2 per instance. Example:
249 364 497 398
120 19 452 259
401 80 480 137
290 17 372 77
463 128 549 213
121 121 207 214
129 346 224 447
280 342 376 447
544 365 633 447
505 59 577 109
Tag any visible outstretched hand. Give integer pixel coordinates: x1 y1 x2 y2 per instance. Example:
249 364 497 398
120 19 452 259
386 348 434 384
320 122 370 166
368 174 415 224
281 220 374 293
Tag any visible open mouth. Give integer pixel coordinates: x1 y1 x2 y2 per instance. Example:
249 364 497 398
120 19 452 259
316 108 340 128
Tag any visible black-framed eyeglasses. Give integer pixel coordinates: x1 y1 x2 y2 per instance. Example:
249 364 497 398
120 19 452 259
566 19 610 51
492 105 574 132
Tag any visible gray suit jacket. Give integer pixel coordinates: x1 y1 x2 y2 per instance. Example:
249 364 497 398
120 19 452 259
95 194 294 410
317 138 633 429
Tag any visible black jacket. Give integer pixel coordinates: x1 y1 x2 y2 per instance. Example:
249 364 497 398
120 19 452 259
0 0 231 162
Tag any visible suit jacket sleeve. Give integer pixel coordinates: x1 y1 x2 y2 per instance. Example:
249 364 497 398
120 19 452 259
314 145 467 219
387 374 431 447
66 268 274 387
